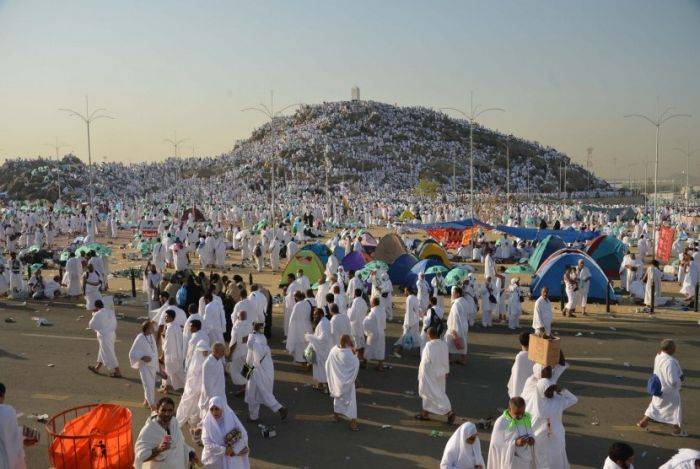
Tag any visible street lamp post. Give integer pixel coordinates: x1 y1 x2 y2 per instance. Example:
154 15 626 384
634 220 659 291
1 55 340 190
60 96 113 211
441 91 505 217
43 137 70 200
164 132 188 159
242 90 301 222
625 104 690 249
674 143 700 214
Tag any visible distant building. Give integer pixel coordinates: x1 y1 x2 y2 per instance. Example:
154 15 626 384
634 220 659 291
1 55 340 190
351 86 360 101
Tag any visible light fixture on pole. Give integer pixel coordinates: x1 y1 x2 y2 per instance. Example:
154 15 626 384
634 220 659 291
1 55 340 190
242 90 301 221
624 103 690 249
164 132 188 159
60 96 114 212
440 91 505 217
43 137 70 201
674 143 699 214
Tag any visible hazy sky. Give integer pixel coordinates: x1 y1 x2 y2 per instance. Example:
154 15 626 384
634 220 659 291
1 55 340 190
1 0 698 181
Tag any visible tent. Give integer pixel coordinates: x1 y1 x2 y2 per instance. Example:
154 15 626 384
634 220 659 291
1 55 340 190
530 249 616 302
280 250 325 287
360 232 378 253
301 242 332 265
341 251 366 272
388 253 419 288
495 225 599 243
373 233 408 265
418 242 452 268
406 258 447 289
398 210 416 221
586 235 627 280
506 235 565 274
333 245 345 261
181 207 205 222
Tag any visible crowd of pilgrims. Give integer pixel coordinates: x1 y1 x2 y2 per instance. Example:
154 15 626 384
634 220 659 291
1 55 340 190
0 194 698 468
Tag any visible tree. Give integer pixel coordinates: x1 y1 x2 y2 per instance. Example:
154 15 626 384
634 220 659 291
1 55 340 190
415 177 440 197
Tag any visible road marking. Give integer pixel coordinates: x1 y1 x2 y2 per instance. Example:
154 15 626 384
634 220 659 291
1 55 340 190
31 393 69 401
20 333 122 342
568 357 614 361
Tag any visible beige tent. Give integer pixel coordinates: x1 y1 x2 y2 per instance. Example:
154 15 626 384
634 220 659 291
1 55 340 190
373 233 408 264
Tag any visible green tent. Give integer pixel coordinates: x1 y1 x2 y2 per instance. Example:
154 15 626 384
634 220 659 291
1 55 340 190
506 235 565 274
280 249 325 287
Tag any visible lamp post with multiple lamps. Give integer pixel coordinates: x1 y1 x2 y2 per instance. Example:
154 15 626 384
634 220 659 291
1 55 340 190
440 91 505 217
43 137 70 201
60 96 113 213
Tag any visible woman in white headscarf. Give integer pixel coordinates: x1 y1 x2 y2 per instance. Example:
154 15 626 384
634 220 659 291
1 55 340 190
440 421 485 468
201 396 250 469
506 278 522 330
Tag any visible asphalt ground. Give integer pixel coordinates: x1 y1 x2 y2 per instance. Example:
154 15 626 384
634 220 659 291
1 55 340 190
1 229 699 468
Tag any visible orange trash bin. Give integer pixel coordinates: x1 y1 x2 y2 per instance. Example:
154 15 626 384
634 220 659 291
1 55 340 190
46 404 134 469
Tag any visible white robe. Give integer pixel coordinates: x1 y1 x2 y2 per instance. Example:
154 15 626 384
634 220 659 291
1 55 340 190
305 317 333 383
176 344 208 428
644 352 683 426
418 339 451 415
507 351 534 399
88 307 118 370
64 257 82 296
163 322 185 390
129 333 158 407
529 383 578 469
532 297 552 335
329 313 352 347
325 346 360 419
199 355 226 418
507 284 522 329
0 404 26 469
201 396 250 469
204 301 226 346
229 320 252 386
440 422 485 469
487 413 535 469
347 297 368 349
445 297 469 355
401 294 421 350
644 266 663 306
286 300 313 362
362 306 385 361
245 334 282 420
134 415 192 469
659 449 700 469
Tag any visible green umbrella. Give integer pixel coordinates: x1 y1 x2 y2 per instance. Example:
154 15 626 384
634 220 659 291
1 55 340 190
444 267 470 287
364 260 389 272
425 265 449 275
356 267 374 281
30 263 44 273
60 251 71 262
75 243 112 257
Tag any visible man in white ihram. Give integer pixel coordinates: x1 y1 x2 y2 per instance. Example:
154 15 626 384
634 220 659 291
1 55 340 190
325 334 360 431
245 323 288 422
198 343 226 420
637 339 687 436
532 287 552 336
87 299 122 378
445 287 469 365
415 326 456 424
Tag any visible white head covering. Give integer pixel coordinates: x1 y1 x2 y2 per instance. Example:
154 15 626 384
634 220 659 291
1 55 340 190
196 339 211 353
201 397 249 466
660 448 700 469
440 421 484 468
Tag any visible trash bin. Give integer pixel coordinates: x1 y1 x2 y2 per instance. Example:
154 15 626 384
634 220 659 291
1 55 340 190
45 404 134 469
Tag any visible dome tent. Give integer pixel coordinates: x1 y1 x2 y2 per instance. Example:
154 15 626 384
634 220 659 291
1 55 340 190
373 233 408 265
530 249 616 303
506 235 565 274
280 249 325 287
387 253 419 288
586 235 627 280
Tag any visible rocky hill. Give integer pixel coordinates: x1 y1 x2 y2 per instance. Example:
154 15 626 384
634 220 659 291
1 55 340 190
0 100 608 201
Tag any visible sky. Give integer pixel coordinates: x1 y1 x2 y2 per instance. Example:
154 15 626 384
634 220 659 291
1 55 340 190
0 0 698 182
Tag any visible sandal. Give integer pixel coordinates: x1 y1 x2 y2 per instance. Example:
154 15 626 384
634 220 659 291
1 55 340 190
87 365 100 375
414 413 430 421
447 413 456 425
672 430 688 437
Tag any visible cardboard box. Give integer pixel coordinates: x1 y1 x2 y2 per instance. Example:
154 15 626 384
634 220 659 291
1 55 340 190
528 334 561 366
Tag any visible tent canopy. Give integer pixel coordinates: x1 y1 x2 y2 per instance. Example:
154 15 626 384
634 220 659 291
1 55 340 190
405 258 446 289
360 232 378 253
341 251 366 272
495 225 599 243
280 249 325 287
586 235 627 280
418 242 452 268
301 242 332 265
181 207 205 222
388 253 419 288
373 233 408 265
530 249 616 302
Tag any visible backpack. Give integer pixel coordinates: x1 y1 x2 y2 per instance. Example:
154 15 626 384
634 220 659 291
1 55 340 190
646 374 662 397
425 307 447 337
176 286 187 307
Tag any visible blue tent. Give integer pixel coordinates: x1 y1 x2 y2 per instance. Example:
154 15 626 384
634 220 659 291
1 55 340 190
404 258 446 290
530 249 616 302
495 225 599 243
341 251 366 272
301 242 332 265
388 253 419 288
405 218 493 230
333 245 345 261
